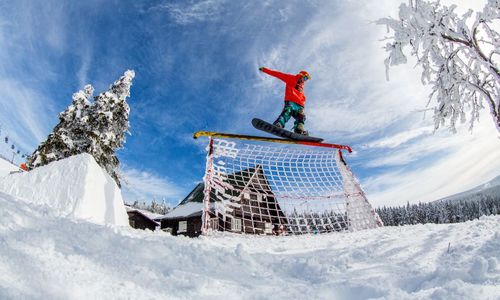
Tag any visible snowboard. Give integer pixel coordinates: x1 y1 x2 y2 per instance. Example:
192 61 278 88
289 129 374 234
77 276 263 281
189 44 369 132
251 118 324 143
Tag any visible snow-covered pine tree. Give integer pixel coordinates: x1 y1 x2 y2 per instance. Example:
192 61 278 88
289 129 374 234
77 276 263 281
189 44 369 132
377 0 500 133
87 70 135 186
27 85 94 168
27 70 135 187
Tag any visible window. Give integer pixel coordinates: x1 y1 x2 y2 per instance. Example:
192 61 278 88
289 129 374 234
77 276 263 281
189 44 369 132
264 222 272 234
231 219 242 232
178 221 187 233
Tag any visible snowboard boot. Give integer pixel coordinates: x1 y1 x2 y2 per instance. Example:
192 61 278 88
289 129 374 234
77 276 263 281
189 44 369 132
294 123 309 136
273 122 284 129
294 129 309 136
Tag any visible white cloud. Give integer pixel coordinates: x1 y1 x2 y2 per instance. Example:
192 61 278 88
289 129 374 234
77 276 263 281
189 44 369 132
154 0 227 25
365 126 434 149
120 166 185 204
244 0 499 207
111 0 500 209
0 1 93 152
0 79 54 150
77 46 93 88
247 0 433 142
364 115 500 207
1 0 496 211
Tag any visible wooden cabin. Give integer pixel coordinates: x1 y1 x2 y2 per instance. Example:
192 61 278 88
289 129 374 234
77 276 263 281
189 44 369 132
161 165 288 237
125 206 161 231
159 183 204 237
211 165 288 234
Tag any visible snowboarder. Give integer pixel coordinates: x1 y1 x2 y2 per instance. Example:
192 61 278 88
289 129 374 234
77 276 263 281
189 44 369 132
259 67 311 135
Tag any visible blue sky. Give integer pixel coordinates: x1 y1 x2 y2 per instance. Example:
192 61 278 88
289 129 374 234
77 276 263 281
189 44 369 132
0 0 499 208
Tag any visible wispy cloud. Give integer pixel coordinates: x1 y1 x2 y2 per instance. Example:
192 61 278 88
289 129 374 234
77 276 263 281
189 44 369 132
1 0 497 210
0 79 54 150
234 0 431 142
152 0 227 25
364 115 500 206
365 126 434 149
0 1 91 151
120 166 185 205
245 0 499 207
77 46 93 88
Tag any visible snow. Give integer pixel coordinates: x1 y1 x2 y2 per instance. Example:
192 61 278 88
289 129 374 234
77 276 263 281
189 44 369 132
125 206 163 221
0 153 128 226
474 175 500 191
0 189 499 299
0 156 498 299
377 0 500 133
0 157 18 177
437 175 500 203
162 201 203 219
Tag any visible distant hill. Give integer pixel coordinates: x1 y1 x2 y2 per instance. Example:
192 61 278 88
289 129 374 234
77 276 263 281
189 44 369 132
435 175 500 203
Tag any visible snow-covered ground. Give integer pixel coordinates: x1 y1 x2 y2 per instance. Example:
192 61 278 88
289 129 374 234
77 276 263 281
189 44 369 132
0 189 498 299
0 156 18 176
0 156 498 299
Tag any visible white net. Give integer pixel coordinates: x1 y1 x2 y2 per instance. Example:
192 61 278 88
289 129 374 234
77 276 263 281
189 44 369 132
201 137 382 235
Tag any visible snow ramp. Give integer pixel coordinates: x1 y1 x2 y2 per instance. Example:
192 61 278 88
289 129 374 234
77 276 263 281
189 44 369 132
0 153 128 226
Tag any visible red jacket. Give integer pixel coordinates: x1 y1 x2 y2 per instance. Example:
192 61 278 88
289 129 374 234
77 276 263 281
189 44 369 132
261 68 306 107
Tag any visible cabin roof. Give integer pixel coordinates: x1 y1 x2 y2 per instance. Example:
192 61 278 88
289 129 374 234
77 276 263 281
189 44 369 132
125 206 163 222
161 165 274 220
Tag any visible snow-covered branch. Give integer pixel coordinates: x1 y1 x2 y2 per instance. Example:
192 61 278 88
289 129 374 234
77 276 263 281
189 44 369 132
377 0 500 133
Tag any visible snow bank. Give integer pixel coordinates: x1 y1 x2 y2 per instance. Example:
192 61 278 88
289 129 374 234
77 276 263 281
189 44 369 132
1 182 499 300
0 157 19 177
0 154 498 299
0 153 128 226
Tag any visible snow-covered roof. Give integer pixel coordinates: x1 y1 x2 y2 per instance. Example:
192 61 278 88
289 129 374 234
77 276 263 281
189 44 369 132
125 206 164 221
159 202 203 219
161 167 270 220
155 182 205 220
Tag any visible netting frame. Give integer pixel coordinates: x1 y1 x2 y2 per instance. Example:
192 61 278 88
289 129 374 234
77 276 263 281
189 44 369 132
197 133 382 236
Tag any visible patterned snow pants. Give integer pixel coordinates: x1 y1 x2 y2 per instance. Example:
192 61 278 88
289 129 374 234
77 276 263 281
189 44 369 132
274 101 306 131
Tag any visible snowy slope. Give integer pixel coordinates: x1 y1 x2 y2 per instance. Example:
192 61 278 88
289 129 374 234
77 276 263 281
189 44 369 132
0 156 18 177
0 155 498 299
0 189 498 299
0 154 128 226
437 175 500 203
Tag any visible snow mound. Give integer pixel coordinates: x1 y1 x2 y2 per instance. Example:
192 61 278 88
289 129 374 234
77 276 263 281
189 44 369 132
0 153 128 226
1 187 499 299
0 157 19 177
